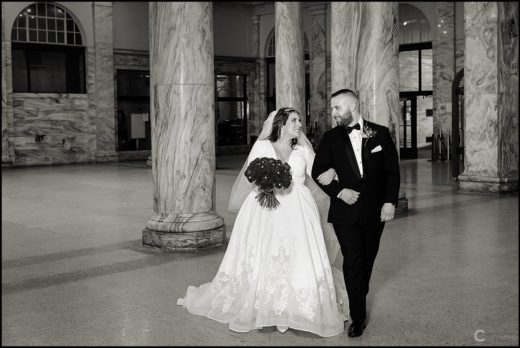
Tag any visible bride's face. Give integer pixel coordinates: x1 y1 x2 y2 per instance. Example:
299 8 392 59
282 112 302 139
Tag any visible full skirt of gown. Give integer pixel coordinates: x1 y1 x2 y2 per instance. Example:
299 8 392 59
177 142 349 337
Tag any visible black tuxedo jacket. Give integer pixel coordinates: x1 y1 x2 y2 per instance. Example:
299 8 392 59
311 120 400 225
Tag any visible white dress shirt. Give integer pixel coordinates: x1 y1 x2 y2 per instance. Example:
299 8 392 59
337 118 364 200
349 118 364 177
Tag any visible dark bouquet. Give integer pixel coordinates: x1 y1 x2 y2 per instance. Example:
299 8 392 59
244 157 292 209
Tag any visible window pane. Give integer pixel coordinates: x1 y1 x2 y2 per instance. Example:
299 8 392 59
399 50 419 91
116 101 151 151
38 30 46 42
216 75 245 98
17 15 26 27
67 19 73 32
421 49 432 91
56 7 64 18
47 4 56 18
116 70 150 97
217 101 246 146
67 33 74 45
57 31 64 43
47 18 55 30
12 49 28 92
67 52 85 93
37 3 46 16
267 61 275 97
75 34 82 45
28 51 67 92
38 18 45 30
29 30 37 41
11 30 17 41
74 24 80 34
27 4 36 16
57 19 64 31
29 16 36 29
48 31 56 43
18 29 26 41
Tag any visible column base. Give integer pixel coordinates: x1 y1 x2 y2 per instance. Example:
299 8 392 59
142 212 226 252
458 174 518 194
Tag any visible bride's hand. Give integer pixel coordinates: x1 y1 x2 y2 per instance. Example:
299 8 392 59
317 168 336 185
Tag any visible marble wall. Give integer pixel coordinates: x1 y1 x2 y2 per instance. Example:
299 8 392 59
11 94 92 166
1 3 103 167
432 2 455 134
459 2 518 193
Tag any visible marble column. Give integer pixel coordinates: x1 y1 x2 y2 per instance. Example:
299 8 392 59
331 2 407 213
433 2 456 135
250 15 263 139
458 2 519 194
275 2 306 131
93 2 117 162
143 2 225 251
309 4 329 143
1 2 14 166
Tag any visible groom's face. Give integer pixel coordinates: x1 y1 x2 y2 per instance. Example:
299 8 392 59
331 95 354 126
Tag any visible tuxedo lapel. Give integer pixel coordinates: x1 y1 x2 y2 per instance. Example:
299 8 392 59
339 127 362 180
361 119 373 161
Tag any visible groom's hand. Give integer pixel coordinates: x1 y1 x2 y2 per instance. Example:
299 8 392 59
317 168 336 185
338 188 360 205
380 203 395 222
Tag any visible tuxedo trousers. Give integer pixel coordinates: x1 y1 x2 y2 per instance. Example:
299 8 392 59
333 215 384 323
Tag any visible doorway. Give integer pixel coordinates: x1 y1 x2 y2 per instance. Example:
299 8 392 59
399 95 417 158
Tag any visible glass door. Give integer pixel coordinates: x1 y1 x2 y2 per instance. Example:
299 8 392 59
399 96 417 158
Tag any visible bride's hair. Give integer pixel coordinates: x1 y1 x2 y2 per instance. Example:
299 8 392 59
268 107 300 148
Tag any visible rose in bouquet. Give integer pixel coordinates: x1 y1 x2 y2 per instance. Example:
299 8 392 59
244 157 292 209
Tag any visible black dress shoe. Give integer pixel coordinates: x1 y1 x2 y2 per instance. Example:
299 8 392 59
347 320 367 337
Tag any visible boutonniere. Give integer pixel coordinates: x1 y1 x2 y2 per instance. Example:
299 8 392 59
361 124 377 139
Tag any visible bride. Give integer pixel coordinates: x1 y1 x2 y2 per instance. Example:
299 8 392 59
177 107 349 337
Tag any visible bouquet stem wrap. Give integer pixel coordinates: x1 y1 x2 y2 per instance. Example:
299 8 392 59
255 189 279 209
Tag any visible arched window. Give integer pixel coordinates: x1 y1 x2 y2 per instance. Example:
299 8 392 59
11 2 86 93
265 29 309 58
11 2 83 45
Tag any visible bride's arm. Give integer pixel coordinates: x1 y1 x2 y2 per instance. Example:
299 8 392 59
304 146 337 185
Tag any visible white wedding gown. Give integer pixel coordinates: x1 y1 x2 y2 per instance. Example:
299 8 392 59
177 140 349 337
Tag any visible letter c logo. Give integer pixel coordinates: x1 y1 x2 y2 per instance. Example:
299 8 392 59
474 330 485 342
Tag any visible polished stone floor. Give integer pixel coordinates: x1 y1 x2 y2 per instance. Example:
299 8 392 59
2 155 518 346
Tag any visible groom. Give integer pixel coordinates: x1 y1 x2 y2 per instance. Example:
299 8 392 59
311 89 400 337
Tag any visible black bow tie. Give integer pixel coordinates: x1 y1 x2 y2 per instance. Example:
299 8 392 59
345 123 361 134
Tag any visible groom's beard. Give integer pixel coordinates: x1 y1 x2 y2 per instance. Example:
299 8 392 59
334 111 353 126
